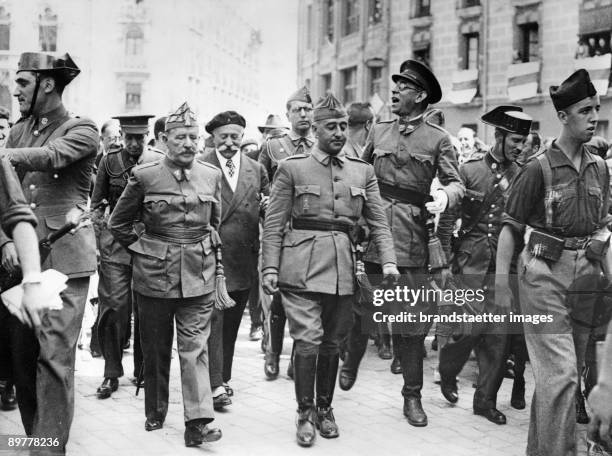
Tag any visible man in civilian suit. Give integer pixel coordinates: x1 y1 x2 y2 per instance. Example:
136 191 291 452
202 111 270 408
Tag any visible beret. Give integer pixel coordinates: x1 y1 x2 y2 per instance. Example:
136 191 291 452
205 110 246 134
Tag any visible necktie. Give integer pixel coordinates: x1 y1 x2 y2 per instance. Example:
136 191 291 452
226 158 235 177
398 117 413 135
323 155 343 168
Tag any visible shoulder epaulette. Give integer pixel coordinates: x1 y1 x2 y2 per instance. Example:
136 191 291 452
266 132 289 142
424 119 451 136
147 146 165 155
376 118 395 124
286 154 308 160
135 161 160 171
346 155 368 165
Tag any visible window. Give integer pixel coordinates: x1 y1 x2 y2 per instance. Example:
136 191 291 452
463 33 479 70
126 25 144 56
125 82 142 110
39 7 57 52
517 22 539 62
342 66 358 103
462 0 480 7
413 46 431 67
414 0 430 17
323 0 334 43
306 4 313 49
321 73 332 96
343 0 360 36
580 31 611 57
368 0 382 25
368 66 382 97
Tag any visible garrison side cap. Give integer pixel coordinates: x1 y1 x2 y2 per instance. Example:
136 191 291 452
111 114 154 135
550 69 598 111
17 52 80 85
481 105 532 136
313 93 347 122
165 102 198 132
287 86 312 105
392 59 442 104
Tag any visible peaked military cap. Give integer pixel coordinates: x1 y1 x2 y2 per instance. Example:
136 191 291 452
165 102 198 132
481 105 532 136
112 114 154 135
313 93 347 122
392 59 442 104
17 52 80 86
347 102 373 126
287 86 312 105
205 110 246 134
550 69 597 111
258 114 286 133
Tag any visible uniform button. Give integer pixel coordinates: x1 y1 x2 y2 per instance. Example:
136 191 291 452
30 203 36 209
489 214 493 218
483 285 489 290
490 204 496 208
496 173 502 179
53 174 58 179
29 184 35 190
470 198 474 201
488 223 492 228
487 233 492 237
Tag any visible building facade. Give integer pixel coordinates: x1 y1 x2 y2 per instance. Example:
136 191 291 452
297 0 612 141
0 0 262 133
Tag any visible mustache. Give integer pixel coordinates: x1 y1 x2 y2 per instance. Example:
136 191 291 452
218 145 240 152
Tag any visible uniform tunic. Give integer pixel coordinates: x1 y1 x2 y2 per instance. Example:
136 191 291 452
258 130 314 180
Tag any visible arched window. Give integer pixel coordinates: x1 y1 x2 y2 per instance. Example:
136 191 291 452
39 6 57 52
125 25 144 56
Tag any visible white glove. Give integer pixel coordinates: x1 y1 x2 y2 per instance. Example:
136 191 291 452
425 189 449 214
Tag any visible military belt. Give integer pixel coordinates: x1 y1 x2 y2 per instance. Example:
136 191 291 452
145 228 210 244
291 218 352 235
378 182 433 206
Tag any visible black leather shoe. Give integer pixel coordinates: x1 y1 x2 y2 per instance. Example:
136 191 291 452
0 383 17 411
130 377 144 388
390 357 402 374
403 397 428 427
338 369 356 391
213 393 232 411
377 344 392 360
90 349 101 358
510 377 525 410
145 419 163 431
96 378 118 400
287 358 294 379
264 353 279 379
296 407 316 447
184 422 222 446
576 392 589 424
223 384 234 397
316 407 339 438
440 379 459 404
474 408 507 425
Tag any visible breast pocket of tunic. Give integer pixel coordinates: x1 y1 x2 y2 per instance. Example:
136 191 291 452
372 148 395 177
586 186 603 223
294 185 321 217
195 194 218 222
550 183 577 231
349 186 367 216
143 195 170 226
406 151 435 185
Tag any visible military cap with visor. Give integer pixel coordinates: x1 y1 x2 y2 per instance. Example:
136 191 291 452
313 93 347 122
165 102 198 132
17 52 80 86
549 69 597 111
205 110 246 134
112 114 154 135
392 59 442 104
481 105 532 136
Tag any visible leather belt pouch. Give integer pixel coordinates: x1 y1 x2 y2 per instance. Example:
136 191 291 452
528 230 564 262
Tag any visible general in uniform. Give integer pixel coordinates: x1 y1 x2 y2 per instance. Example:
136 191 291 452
259 86 315 380
91 114 163 399
262 94 397 447
437 106 532 425
1 52 98 452
497 69 611 456
356 59 464 427
109 103 222 447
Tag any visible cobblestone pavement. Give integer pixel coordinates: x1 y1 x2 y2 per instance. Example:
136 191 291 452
1 313 590 456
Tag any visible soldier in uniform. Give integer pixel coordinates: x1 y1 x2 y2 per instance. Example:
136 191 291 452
109 102 222 447
496 69 610 456
262 93 398 447
1 52 98 452
437 106 532 425
355 59 464 427
259 86 315 380
343 102 373 158
91 114 164 399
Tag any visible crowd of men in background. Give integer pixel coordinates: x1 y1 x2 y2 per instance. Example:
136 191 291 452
0 48 611 456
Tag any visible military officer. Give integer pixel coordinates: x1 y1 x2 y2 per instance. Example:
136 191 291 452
109 102 222 447
1 52 98 452
262 93 398 447
436 106 532 425
91 114 163 399
259 86 315 380
353 59 464 427
496 69 610 456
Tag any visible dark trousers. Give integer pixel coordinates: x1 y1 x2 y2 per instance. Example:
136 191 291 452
439 329 507 410
137 292 215 424
209 289 250 389
97 261 133 379
247 280 262 329
9 277 89 454
0 303 11 383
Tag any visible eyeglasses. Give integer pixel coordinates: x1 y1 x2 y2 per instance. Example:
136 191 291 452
290 107 313 114
395 81 422 93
